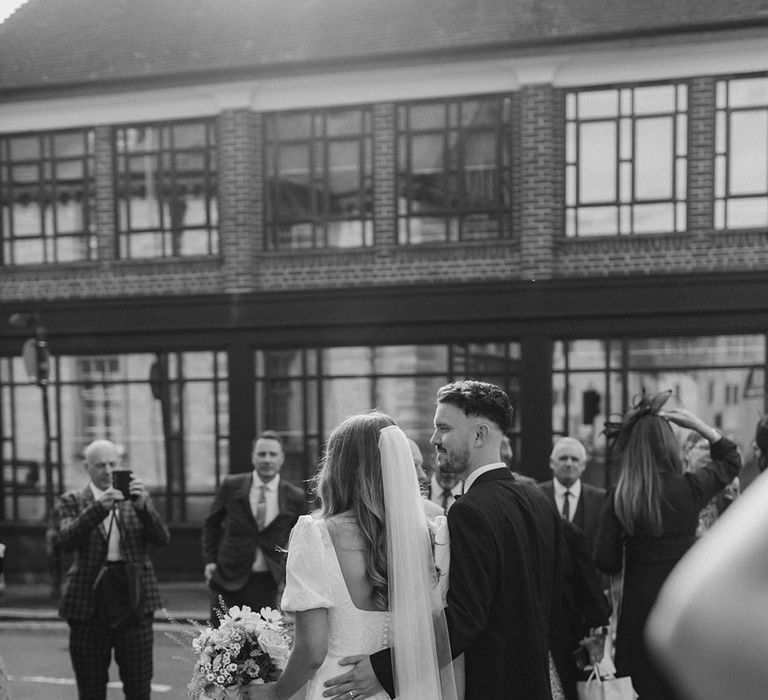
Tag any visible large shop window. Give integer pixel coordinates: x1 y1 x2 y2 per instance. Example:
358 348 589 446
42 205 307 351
565 83 688 237
264 108 374 249
0 129 96 265
715 74 768 230
114 121 218 259
0 351 228 523
396 96 513 244
553 335 766 487
255 343 521 482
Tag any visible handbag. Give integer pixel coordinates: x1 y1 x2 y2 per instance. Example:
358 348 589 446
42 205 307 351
92 508 144 629
577 667 636 700
577 544 637 700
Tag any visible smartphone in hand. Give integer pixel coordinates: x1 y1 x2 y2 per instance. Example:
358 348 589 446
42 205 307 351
112 469 134 500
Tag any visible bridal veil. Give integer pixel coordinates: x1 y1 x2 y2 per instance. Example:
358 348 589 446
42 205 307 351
378 425 458 700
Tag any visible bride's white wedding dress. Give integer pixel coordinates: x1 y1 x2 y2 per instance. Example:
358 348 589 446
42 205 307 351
281 514 391 700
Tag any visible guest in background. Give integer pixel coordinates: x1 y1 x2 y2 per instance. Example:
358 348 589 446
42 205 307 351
647 425 768 700
407 437 444 521
202 431 308 622
57 439 169 700
426 463 463 514
594 392 741 700
540 437 605 551
682 431 739 535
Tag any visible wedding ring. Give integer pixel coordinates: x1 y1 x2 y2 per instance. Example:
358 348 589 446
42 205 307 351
348 692 354 699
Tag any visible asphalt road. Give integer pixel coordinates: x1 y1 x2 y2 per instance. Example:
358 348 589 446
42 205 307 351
1 620 197 699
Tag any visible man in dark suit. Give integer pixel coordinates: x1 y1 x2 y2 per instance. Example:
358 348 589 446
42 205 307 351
325 380 563 700
202 431 308 622
57 439 170 700
539 437 605 550
540 437 609 699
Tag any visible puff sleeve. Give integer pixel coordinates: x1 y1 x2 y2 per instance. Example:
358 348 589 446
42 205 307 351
280 515 333 612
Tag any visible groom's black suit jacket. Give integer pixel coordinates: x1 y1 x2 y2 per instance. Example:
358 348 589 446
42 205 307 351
373 467 563 700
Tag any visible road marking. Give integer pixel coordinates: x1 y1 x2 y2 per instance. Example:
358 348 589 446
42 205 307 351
8 676 172 692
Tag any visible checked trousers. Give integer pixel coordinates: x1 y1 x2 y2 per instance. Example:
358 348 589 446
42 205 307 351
68 613 154 700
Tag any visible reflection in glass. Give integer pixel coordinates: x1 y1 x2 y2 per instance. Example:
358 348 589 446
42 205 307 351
265 108 373 249
114 121 218 259
397 95 512 243
1 130 96 265
554 335 767 488
627 335 765 367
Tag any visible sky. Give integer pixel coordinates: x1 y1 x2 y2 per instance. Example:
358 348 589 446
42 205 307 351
0 0 27 23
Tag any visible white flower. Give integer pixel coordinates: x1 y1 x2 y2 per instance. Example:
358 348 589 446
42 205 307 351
259 629 291 669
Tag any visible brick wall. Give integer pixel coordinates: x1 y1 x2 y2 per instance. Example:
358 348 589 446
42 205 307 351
2 70 768 302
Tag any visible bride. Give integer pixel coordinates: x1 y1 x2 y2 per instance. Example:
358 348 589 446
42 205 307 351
244 411 458 700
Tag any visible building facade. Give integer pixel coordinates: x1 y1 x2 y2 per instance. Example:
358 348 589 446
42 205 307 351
1 0 767 578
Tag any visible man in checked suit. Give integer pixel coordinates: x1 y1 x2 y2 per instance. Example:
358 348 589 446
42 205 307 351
539 437 605 550
57 439 170 700
202 430 308 623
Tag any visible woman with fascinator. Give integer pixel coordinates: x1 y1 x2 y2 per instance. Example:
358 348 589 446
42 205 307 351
594 391 741 700
244 411 458 700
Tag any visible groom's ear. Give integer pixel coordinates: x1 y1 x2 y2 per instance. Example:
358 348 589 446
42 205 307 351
474 422 489 444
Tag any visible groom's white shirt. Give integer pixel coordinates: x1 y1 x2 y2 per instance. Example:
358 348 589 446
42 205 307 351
463 462 506 493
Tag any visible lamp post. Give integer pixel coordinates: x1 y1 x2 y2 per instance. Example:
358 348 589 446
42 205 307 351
8 313 54 519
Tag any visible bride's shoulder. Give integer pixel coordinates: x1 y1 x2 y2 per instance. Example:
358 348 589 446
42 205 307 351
324 512 366 551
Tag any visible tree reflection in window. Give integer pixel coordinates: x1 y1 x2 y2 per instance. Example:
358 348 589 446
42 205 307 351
715 75 768 230
114 121 218 259
396 96 513 244
264 108 374 249
0 130 96 265
565 83 688 237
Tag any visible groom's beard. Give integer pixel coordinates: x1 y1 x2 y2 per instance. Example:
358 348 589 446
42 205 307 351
438 445 470 479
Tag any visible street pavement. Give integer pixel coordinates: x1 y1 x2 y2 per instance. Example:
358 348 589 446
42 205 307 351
0 579 210 698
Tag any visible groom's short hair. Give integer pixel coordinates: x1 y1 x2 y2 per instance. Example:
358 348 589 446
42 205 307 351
436 380 513 433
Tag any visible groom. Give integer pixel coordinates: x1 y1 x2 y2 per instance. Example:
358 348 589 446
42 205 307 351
323 380 563 700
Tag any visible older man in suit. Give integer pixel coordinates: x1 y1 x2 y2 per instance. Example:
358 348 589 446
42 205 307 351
57 439 170 700
540 437 605 550
202 431 308 622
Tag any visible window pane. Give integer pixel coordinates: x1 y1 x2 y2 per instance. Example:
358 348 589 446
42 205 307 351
577 90 618 119
635 118 673 199
579 123 616 202
374 345 449 374
322 347 371 375
633 203 674 233
628 336 765 367
577 206 617 235
726 198 768 228
115 120 217 258
634 84 676 114
397 96 510 243
727 76 768 108
567 82 686 237
265 109 372 249
729 111 768 194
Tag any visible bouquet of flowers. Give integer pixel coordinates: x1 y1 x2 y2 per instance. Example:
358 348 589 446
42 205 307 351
167 600 293 699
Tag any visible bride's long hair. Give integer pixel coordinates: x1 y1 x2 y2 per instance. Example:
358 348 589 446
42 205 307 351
314 410 395 610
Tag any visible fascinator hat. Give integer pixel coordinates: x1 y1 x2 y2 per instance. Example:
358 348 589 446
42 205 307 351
603 389 673 453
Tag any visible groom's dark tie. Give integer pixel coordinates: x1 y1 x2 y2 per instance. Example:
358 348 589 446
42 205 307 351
441 487 453 514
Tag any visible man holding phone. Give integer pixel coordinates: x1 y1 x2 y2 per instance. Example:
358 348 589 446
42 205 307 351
56 439 170 700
